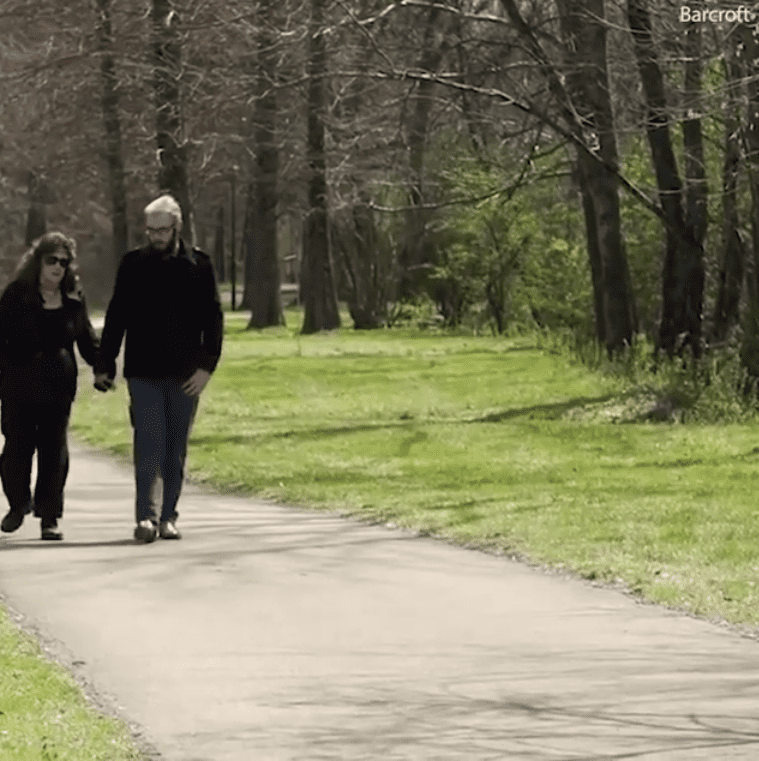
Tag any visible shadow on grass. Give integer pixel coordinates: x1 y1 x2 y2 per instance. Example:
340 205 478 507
191 393 622 447
632 448 759 471
473 393 621 423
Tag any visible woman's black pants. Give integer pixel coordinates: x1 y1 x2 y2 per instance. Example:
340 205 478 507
0 395 71 525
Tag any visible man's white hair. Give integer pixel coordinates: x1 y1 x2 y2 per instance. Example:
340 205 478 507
144 194 183 230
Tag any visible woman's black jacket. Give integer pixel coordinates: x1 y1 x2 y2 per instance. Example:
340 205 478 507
0 280 99 404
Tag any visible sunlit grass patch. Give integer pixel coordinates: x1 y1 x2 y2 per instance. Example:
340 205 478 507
70 317 759 628
0 607 145 760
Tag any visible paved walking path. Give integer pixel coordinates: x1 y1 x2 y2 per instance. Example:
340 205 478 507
1 443 759 760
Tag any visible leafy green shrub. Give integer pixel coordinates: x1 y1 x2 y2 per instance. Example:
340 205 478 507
617 341 757 424
426 134 592 335
387 294 444 330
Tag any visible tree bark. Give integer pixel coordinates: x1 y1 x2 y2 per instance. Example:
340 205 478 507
246 0 283 329
559 0 636 352
336 191 390 329
628 0 704 358
681 6 707 347
25 171 46 246
682 12 707 251
713 38 744 343
575 165 606 345
738 24 759 376
301 0 340 334
399 5 453 299
213 205 226 281
151 0 193 243
94 0 128 266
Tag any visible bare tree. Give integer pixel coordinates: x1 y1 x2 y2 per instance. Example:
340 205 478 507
152 0 193 241
301 0 340 334
627 0 704 358
713 34 745 343
738 22 759 375
558 0 636 353
501 0 636 352
399 3 457 299
245 0 284 329
93 0 128 266
24 171 47 246
213 204 226 281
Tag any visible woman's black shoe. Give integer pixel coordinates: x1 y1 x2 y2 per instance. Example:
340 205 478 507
41 520 63 541
1 510 25 533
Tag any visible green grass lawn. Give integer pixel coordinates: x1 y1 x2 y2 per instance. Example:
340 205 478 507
0 607 146 760
70 311 759 628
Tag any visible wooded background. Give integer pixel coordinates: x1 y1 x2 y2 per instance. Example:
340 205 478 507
0 0 757 354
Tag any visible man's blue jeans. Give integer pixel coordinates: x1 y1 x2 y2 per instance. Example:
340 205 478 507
127 377 198 524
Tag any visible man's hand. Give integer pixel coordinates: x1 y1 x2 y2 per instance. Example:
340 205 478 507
94 373 114 392
182 369 211 397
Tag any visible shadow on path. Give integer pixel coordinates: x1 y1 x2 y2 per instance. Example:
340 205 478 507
0 538 137 550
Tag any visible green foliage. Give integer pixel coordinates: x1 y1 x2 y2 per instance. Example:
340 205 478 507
541 327 759 425
518 231 594 338
645 344 759 425
386 294 444 330
425 134 592 335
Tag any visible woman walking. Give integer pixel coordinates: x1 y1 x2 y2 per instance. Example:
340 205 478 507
0 232 99 540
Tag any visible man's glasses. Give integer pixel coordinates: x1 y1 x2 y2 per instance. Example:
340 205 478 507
43 255 70 268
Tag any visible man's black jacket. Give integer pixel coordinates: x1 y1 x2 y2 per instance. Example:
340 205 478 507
95 241 223 380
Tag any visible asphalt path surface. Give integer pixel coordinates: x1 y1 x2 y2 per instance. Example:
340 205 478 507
1 442 759 760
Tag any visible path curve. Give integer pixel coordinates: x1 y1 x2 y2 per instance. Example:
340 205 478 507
1 443 758 760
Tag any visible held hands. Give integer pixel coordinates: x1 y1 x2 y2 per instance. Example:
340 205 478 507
182 369 211 397
93 370 210 396
94 372 114 392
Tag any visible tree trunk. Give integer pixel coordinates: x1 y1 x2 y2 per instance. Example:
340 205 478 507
246 0 283 329
683 12 708 250
399 6 451 299
738 24 759 376
502 0 635 352
94 0 128 267
151 0 193 243
575 165 606 345
681 6 707 349
560 0 636 353
713 38 744 343
337 191 389 329
213 205 226 281
628 0 703 358
25 171 46 246
301 0 340 334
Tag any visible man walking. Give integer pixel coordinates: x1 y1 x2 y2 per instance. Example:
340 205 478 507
95 195 223 542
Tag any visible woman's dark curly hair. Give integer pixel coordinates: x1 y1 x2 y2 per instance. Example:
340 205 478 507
13 232 81 295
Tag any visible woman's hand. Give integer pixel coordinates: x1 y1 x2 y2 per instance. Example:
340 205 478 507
94 372 114 392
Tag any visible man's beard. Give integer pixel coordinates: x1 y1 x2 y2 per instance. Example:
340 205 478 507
149 229 177 254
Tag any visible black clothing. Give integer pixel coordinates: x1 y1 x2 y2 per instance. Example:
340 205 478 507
0 281 99 403
0 397 70 521
95 240 223 380
0 279 98 523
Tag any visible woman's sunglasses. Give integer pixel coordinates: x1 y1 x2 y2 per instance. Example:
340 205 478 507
43 255 70 268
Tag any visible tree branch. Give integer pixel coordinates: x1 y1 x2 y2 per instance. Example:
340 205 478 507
333 67 666 224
